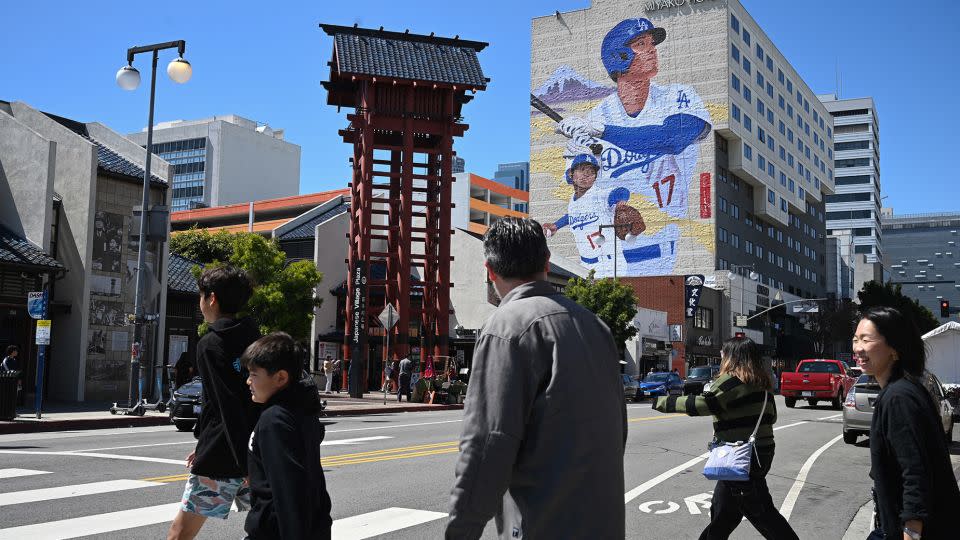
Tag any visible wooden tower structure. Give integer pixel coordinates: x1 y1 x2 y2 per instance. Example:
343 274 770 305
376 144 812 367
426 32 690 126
321 24 488 396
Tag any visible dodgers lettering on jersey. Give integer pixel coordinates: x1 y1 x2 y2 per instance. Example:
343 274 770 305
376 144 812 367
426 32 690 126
561 186 623 267
586 82 711 219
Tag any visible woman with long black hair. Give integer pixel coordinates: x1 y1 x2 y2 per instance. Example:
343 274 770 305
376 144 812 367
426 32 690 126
652 337 798 540
854 307 960 539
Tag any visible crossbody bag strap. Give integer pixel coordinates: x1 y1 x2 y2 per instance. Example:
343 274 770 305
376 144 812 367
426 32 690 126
749 390 769 441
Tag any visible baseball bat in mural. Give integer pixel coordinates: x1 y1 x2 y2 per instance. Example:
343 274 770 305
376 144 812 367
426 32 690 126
530 93 603 156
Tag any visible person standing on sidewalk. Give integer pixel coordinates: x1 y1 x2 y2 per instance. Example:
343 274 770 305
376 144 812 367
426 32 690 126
446 217 627 539
322 355 334 394
167 266 261 540
397 357 412 403
1 345 23 405
853 307 960 540
652 337 798 540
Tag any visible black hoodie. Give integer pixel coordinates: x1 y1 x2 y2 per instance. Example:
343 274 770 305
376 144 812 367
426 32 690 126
245 379 332 540
192 316 261 479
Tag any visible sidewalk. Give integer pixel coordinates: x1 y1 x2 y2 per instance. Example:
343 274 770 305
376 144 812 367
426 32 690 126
0 394 462 434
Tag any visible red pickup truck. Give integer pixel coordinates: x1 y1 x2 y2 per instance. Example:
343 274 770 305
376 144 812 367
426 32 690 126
780 359 856 410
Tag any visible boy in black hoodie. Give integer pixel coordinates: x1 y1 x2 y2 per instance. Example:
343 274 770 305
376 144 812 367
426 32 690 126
168 265 261 540
242 332 332 540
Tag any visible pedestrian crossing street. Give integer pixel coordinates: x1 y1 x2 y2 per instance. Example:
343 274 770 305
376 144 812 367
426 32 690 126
0 454 450 539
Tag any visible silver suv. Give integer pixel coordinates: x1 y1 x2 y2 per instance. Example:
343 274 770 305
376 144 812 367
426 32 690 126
842 372 957 445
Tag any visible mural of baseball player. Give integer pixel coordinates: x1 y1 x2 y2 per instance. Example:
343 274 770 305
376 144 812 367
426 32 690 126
553 18 712 276
543 154 646 275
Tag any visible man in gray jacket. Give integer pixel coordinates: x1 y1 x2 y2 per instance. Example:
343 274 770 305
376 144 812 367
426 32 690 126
446 217 627 539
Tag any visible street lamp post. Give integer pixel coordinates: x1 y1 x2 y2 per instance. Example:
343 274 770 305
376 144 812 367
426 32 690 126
112 41 191 416
594 224 637 280
727 264 759 330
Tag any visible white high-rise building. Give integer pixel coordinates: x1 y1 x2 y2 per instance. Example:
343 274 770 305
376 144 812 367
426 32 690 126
818 95 883 296
128 115 300 212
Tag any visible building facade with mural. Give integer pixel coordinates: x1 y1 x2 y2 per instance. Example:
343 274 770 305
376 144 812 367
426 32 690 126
530 0 833 365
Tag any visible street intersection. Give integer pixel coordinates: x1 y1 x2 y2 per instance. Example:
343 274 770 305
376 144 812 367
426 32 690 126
0 398 955 539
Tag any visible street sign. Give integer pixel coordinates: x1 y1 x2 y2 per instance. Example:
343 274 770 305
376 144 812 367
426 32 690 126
35 320 51 345
27 292 46 319
378 303 399 329
735 315 747 327
792 304 820 313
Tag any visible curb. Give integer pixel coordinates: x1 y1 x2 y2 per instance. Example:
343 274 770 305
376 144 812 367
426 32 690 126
0 415 171 435
324 404 464 417
0 404 464 434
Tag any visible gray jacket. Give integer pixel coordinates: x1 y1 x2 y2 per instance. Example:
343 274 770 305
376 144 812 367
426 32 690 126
446 281 627 539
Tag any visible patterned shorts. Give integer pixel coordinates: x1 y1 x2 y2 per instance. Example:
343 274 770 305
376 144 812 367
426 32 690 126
180 474 250 519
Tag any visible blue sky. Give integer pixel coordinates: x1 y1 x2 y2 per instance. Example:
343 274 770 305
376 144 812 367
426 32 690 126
2 0 958 215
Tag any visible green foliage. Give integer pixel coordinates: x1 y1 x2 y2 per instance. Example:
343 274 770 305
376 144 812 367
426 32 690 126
857 280 939 334
173 230 323 340
169 227 234 263
563 271 638 352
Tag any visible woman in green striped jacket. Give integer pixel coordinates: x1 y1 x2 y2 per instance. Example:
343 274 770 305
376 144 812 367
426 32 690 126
653 337 798 540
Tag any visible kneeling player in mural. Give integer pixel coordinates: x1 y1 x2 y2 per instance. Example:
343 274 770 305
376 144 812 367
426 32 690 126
550 18 712 276
543 154 645 274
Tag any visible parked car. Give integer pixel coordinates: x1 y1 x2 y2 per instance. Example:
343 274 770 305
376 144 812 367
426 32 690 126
683 365 720 395
636 372 684 400
622 374 640 402
842 372 957 444
169 377 202 432
780 359 856 409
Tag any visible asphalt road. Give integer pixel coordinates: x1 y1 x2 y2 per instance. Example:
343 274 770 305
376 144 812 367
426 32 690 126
0 397 956 539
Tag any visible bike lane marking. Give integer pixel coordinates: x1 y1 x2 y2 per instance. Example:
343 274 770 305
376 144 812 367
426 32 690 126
778 434 844 520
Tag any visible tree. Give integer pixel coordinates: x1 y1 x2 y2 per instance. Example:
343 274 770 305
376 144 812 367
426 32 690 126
169 227 234 263
808 298 857 357
563 271 638 352
173 231 323 340
857 280 939 334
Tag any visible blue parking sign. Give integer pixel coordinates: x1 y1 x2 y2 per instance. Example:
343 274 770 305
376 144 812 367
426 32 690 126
27 291 47 319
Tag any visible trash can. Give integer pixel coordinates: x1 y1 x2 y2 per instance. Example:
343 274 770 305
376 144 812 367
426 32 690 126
0 371 20 420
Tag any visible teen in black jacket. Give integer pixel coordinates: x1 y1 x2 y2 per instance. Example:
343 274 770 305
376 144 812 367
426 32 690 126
854 307 960 540
192 316 262 477
243 333 332 540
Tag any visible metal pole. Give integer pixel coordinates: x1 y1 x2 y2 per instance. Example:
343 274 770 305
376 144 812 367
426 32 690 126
127 49 158 410
613 232 617 280
383 310 391 405
34 288 48 419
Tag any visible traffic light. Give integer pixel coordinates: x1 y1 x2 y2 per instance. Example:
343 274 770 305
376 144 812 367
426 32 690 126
941 299 950 318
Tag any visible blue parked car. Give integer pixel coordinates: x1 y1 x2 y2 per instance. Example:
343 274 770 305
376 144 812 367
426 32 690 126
636 372 684 400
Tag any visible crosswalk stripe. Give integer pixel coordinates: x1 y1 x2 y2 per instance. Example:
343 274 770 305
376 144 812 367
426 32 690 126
322 435 393 446
0 479 162 507
0 502 181 539
0 503 447 539
0 468 51 479
331 507 447 539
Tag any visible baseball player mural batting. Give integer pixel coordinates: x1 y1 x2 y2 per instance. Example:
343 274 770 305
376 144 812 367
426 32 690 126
544 18 713 277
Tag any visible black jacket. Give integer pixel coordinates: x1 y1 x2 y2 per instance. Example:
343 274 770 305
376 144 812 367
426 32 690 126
245 380 332 540
192 317 261 478
870 374 960 539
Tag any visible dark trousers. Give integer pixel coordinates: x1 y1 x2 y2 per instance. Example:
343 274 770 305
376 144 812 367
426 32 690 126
397 373 411 402
699 449 799 540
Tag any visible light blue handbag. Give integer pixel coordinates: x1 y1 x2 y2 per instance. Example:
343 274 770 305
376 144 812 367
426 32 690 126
702 391 768 481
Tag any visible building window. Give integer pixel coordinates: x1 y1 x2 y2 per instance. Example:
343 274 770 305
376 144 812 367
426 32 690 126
766 82 773 98
781 198 787 212
719 196 728 213
758 154 766 171
767 109 774 125
743 57 751 75
745 240 753 255
744 143 753 160
766 56 774 73
719 228 728 243
767 136 774 151
778 69 785 84
778 120 785 135
743 85 752 103
836 158 871 168
694 307 714 330
758 127 766 144
756 245 764 259
732 44 740 62
731 204 740 219
731 14 740 33
768 162 775 177
768 189 776 204
732 73 740 92
743 28 751 46
787 104 793 118
757 99 765 116
719 257 729 270
731 233 740 249
744 114 752 132
756 43 764 61
732 103 741 122
756 71 764 88
835 140 870 151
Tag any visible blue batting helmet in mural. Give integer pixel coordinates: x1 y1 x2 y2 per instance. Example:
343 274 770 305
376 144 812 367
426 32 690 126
565 153 600 184
600 18 667 80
